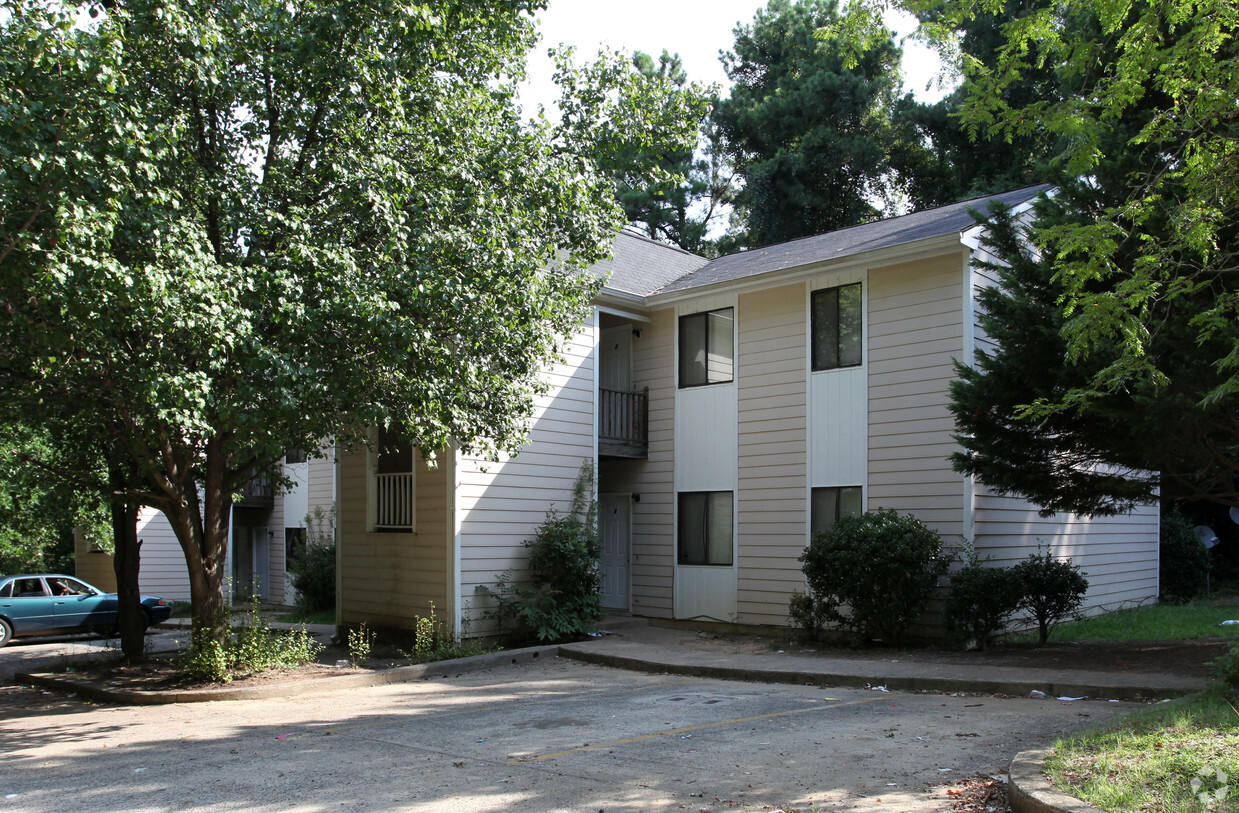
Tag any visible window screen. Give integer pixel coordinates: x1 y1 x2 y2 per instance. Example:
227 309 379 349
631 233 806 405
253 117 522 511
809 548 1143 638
678 491 734 566
812 284 862 370
680 308 734 387
810 486 864 537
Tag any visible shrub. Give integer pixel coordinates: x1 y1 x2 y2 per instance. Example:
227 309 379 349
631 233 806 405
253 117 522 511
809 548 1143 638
942 549 1024 649
1211 641 1239 692
1159 510 1209 604
347 622 374 666
787 591 828 643
476 461 603 643
184 598 322 682
798 509 950 646
288 504 336 613
1014 550 1089 644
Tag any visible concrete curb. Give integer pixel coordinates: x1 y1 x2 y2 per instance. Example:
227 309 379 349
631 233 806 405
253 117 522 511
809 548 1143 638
1009 748 1104 813
16 644 561 705
556 644 1199 701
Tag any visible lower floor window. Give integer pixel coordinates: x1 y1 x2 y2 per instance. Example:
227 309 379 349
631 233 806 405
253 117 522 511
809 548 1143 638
810 486 863 537
678 491 733 566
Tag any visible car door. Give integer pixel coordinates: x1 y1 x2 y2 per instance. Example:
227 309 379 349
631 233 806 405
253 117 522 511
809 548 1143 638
1 577 56 634
50 578 116 630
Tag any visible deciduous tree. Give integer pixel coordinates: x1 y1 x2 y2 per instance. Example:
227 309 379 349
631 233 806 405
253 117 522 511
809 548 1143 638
0 0 701 653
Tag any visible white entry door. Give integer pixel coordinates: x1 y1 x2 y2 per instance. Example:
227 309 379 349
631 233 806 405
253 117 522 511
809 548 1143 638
599 494 631 610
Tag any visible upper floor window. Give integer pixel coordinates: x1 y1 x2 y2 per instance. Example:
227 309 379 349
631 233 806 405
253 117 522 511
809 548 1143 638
680 307 734 387
811 283 862 371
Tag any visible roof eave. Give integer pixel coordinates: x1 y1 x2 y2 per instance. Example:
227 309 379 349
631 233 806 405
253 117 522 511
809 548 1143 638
645 231 970 307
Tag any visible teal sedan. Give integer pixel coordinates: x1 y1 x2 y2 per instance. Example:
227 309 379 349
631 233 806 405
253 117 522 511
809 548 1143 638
0 574 171 647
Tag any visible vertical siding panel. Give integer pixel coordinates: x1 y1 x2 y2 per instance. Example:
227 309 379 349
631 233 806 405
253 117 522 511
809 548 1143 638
737 285 807 625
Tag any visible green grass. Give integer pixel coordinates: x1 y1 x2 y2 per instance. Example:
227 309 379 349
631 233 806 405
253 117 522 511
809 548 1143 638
1045 687 1239 812
273 608 335 625
1020 597 1239 643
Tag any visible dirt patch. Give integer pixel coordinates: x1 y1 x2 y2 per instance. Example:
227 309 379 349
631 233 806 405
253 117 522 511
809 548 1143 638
677 632 1231 680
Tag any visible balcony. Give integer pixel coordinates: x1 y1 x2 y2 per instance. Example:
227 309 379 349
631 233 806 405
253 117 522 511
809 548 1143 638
599 386 648 459
236 471 273 508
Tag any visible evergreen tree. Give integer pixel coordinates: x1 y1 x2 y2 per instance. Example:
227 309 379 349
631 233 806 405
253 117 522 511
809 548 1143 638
714 0 904 248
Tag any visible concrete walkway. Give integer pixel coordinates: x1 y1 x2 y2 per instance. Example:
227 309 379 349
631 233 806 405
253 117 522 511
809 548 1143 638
560 617 1204 703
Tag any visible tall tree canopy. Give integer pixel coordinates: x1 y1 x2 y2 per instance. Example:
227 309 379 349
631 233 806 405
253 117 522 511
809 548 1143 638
593 50 727 254
0 0 702 648
860 0 1239 512
715 0 905 249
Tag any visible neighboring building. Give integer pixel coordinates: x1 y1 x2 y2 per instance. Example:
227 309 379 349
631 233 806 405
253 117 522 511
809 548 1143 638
75 451 336 605
324 186 1159 635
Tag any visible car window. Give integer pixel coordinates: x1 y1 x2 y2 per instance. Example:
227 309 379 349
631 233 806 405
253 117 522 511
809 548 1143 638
13 578 48 597
0 581 11 598
58 578 95 595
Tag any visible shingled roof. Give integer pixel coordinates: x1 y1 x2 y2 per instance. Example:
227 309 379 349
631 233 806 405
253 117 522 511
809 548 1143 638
652 184 1051 296
589 230 709 297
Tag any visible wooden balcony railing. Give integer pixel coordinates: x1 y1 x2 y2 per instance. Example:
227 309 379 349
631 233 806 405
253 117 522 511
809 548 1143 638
375 472 415 529
236 471 273 508
599 386 648 459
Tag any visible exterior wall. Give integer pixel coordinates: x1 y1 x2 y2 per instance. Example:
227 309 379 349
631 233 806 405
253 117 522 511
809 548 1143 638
457 320 598 636
338 448 450 629
599 307 677 619
736 284 808 625
972 490 1160 611
74 529 115 591
867 251 970 539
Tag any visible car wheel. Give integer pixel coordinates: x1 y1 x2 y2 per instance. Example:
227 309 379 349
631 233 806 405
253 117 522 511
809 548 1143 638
0 618 12 648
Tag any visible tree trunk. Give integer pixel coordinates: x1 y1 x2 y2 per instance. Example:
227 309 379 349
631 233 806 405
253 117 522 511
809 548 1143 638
109 469 144 664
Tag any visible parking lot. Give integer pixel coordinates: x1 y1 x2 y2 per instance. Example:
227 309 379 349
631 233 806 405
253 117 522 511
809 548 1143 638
0 656 1129 812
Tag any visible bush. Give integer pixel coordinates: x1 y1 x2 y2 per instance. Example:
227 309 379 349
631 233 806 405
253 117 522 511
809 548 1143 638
1211 641 1239 692
942 549 1024 649
1015 551 1088 644
1159 510 1209 604
476 461 603 643
185 598 322 682
798 509 950 646
288 504 336 612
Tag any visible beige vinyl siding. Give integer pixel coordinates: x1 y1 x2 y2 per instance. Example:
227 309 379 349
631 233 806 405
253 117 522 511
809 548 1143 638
867 251 970 538
134 508 192 601
307 452 335 517
973 488 1159 613
338 449 450 630
458 322 598 636
736 284 807 625
601 307 677 618
268 487 287 605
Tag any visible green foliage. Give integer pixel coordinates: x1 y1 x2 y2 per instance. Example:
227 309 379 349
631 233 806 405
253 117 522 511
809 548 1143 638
288 504 336 613
0 0 701 649
591 49 724 253
714 0 906 248
347 622 374 667
1160 511 1210 605
1032 598 1239 643
787 591 829 643
1212 643 1239 692
476 461 603 643
942 548 1024 649
797 509 950 645
1046 686 1239 810
184 599 321 683
1014 551 1089 645
0 423 108 575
